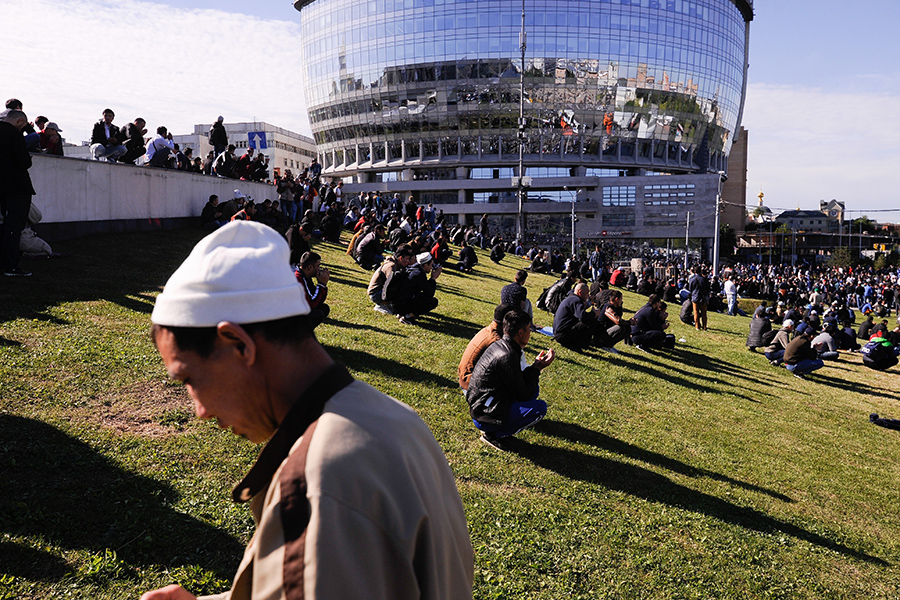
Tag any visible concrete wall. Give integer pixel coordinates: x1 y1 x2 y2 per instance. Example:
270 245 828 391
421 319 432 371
29 154 275 240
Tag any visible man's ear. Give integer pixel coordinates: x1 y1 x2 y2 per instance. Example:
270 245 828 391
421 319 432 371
216 321 257 366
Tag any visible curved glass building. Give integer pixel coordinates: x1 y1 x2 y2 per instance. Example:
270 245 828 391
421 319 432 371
295 0 753 247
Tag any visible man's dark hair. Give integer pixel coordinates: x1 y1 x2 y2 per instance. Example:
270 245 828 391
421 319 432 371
493 303 514 324
209 194 218 202
103 108 114 115
300 251 321 269
647 293 661 306
395 244 414 259
228 144 236 152
515 269 528 284
157 126 167 135
151 315 314 358
502 309 532 338
5 98 22 110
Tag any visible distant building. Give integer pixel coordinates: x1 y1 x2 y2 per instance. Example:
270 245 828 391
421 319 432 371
775 203 842 233
174 122 316 178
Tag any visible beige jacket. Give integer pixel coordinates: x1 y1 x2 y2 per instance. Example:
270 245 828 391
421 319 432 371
200 366 473 600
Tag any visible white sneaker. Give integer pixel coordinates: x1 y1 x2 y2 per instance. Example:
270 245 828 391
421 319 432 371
373 304 393 315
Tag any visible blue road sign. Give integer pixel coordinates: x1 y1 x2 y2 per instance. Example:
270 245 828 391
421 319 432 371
248 131 268 150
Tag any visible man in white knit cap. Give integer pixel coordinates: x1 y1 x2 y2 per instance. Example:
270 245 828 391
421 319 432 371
142 221 472 600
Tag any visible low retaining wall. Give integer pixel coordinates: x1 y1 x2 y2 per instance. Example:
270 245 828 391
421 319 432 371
29 154 275 241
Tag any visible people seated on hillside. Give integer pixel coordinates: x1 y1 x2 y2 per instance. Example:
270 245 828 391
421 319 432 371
356 224 386 270
457 240 478 272
625 270 638 291
679 298 694 326
490 240 505 264
466 310 554 451
393 252 442 325
857 314 876 341
783 329 824 379
458 303 514 390
89 108 126 162
764 319 794 365
811 321 840 360
319 206 342 243
501 270 533 318
595 288 630 352
552 283 598 351
631 294 675 350
862 335 900 371
431 233 453 265
746 308 773 352
285 222 313 265
295 251 330 329
368 245 414 315
636 274 656 296
530 250 550 274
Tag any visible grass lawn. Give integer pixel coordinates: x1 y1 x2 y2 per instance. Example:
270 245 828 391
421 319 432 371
2 227 900 599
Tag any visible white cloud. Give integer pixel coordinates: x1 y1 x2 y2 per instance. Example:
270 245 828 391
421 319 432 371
743 83 900 215
0 0 311 144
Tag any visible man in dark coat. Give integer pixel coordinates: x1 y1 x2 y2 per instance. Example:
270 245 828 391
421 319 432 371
119 117 147 164
393 252 442 324
89 108 127 162
688 265 710 331
208 116 228 156
466 310 555 450
0 110 36 276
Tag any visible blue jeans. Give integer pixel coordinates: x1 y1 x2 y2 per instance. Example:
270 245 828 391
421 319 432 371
765 350 784 362
786 359 824 375
91 143 127 161
473 399 547 438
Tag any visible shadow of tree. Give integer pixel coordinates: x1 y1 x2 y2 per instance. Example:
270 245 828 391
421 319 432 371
510 433 886 565
0 415 244 583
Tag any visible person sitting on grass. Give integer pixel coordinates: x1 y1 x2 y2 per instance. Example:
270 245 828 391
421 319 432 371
631 294 675 350
295 251 330 329
393 252 442 325
458 303 514 390
596 288 630 353
466 310 555 451
457 240 478 272
783 329 824 379
367 244 414 315
764 318 794 366
746 307 773 352
552 283 598 351
501 269 533 318
811 321 840 361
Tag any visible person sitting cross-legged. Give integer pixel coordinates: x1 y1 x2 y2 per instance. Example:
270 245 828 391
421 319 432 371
466 310 554 451
631 294 676 350
553 283 598 351
458 303 515 391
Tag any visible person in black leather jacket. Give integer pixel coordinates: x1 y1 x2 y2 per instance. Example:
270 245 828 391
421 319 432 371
466 310 555 450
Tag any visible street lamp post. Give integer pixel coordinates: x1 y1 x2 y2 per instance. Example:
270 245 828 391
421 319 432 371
712 170 726 277
564 186 577 257
515 0 527 245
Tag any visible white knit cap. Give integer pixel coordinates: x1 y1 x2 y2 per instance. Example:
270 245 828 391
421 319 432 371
151 221 309 327
416 252 433 265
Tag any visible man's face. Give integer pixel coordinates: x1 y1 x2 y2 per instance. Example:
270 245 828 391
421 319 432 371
303 260 321 278
612 295 623 308
512 325 531 349
155 328 274 443
103 111 114 124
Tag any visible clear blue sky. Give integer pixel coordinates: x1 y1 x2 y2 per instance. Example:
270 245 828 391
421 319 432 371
3 0 898 215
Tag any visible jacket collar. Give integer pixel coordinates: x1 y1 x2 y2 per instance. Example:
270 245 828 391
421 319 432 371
232 363 354 503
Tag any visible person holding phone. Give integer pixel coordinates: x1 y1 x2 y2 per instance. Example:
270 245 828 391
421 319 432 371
466 310 555 451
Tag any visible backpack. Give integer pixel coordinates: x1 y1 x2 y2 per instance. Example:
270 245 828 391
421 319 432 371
861 336 894 366
537 277 571 313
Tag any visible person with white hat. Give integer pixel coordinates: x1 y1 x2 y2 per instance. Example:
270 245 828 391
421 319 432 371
392 251 442 325
143 221 473 600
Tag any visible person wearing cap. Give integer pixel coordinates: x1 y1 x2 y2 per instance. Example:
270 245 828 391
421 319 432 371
466 309 554 451
143 221 473 600
764 319 794 366
38 121 64 156
393 251 442 325
208 116 228 157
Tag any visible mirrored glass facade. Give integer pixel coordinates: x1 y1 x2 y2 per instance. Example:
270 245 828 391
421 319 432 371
295 0 753 178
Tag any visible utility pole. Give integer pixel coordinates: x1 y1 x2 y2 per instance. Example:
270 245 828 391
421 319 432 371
684 211 691 271
515 0 527 245
712 171 726 277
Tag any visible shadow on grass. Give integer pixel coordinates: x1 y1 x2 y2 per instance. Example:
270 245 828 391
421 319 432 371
535 420 793 502
326 318 402 337
416 312 482 341
0 229 204 328
810 372 900 402
512 432 887 565
325 347 458 388
0 415 243 583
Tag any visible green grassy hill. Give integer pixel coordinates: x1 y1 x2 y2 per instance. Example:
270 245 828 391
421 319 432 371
1 228 899 599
